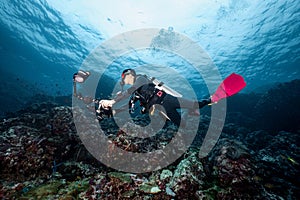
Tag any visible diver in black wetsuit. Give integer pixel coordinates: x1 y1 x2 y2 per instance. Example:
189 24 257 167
73 69 246 125
100 69 211 126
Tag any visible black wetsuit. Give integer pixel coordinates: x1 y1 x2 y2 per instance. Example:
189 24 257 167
112 74 210 126
129 80 211 127
160 94 210 127
114 75 151 103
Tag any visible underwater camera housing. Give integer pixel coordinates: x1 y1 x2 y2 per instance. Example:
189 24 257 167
96 105 113 121
73 70 113 121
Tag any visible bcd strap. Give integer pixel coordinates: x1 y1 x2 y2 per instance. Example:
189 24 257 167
158 81 164 87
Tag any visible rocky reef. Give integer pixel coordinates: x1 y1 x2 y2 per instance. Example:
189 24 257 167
0 80 299 199
226 79 300 132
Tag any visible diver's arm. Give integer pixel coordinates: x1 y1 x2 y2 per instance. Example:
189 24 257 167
113 103 128 115
101 75 148 108
100 86 136 109
113 86 137 103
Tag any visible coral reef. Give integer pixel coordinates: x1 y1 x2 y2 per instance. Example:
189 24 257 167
226 79 300 131
204 139 261 199
1 80 300 199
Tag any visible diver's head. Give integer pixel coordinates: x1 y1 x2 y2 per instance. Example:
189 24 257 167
120 69 136 86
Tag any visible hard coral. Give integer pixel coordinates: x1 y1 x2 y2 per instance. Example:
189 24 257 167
206 138 263 199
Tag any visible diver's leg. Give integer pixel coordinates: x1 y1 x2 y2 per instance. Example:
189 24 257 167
161 95 182 126
160 95 211 125
177 97 211 109
164 105 182 127
176 97 211 116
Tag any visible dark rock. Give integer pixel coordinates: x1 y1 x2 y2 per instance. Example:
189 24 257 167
168 152 206 199
253 80 300 131
245 130 273 151
205 138 263 198
253 131 300 198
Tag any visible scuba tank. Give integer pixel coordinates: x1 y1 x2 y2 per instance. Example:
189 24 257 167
147 76 182 98
129 75 182 116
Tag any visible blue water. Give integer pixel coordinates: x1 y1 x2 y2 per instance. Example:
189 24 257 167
0 0 299 114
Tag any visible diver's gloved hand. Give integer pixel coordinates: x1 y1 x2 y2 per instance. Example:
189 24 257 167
96 104 113 121
99 99 116 109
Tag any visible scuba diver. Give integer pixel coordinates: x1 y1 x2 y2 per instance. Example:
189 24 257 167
73 69 246 126
100 69 212 126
